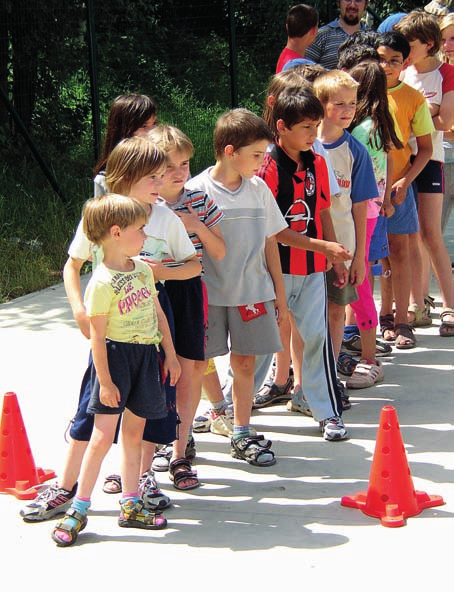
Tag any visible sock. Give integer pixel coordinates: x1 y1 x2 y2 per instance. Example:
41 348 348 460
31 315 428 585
344 324 360 340
233 425 250 441
187 427 193 440
54 497 90 543
212 399 227 415
121 493 140 507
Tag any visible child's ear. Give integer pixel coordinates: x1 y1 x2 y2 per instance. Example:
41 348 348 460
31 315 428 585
110 224 121 239
267 95 276 108
224 144 235 158
276 119 287 135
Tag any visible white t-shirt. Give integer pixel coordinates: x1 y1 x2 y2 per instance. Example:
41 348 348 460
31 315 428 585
186 168 287 306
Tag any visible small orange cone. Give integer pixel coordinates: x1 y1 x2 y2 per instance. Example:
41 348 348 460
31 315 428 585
341 405 444 527
0 392 55 500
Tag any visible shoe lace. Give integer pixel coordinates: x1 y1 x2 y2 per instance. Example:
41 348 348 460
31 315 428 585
35 484 59 502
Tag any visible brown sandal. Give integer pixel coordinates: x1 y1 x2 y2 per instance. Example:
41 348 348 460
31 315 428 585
379 314 395 342
394 323 416 350
439 308 454 337
169 458 200 491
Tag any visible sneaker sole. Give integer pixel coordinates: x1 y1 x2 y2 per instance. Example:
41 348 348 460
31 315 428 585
322 430 349 441
286 400 312 417
252 393 292 409
20 500 73 522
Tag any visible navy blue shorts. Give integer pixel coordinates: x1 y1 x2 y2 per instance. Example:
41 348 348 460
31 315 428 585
411 157 444 194
87 340 166 419
69 282 178 445
164 276 206 361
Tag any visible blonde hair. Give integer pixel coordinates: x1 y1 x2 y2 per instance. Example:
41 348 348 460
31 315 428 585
82 194 149 245
148 124 194 157
440 13 454 63
313 69 358 105
105 136 167 195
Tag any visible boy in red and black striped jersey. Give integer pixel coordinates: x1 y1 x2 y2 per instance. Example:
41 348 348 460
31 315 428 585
259 90 353 441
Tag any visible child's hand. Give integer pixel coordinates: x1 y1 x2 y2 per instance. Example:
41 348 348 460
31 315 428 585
142 258 166 281
332 262 349 288
325 241 353 264
390 180 408 206
381 200 395 218
176 205 202 233
164 355 181 386
349 256 366 287
99 383 120 408
75 310 91 339
274 297 289 327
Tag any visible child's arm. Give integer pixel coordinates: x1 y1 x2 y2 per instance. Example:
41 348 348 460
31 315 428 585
382 152 395 219
391 133 432 205
432 91 454 132
350 200 367 288
320 208 349 288
275 227 352 263
428 103 440 118
143 255 202 281
63 256 90 339
176 205 226 260
264 235 289 326
90 314 120 408
154 295 181 386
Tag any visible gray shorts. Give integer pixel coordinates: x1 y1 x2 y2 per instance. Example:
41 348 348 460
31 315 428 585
205 300 282 358
326 268 358 306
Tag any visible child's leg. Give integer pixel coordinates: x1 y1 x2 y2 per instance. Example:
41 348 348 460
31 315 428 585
328 301 346 360
193 359 210 418
172 355 195 461
120 409 146 494
230 353 255 427
388 233 416 347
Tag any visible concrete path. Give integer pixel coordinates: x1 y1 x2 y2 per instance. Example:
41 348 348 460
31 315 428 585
1 214 453 590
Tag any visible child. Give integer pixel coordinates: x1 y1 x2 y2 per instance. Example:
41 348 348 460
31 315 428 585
20 137 200 522
51 194 181 546
342 62 403 388
259 90 353 440
148 124 226 486
276 3 319 73
94 94 158 196
186 108 288 466
375 31 434 346
313 70 379 370
395 11 454 336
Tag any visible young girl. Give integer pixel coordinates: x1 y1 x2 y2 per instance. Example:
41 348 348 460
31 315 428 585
344 61 403 388
440 13 454 232
52 194 180 546
396 11 454 337
93 94 158 196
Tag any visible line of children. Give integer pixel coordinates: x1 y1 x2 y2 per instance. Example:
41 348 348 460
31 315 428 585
51 194 180 546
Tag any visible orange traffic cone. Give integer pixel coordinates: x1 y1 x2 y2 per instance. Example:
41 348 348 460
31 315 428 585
341 405 444 527
0 392 55 500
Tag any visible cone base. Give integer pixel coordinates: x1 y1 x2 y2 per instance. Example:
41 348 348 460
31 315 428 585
0 467 56 500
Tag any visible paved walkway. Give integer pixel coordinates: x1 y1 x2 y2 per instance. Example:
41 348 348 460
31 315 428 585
1 213 453 590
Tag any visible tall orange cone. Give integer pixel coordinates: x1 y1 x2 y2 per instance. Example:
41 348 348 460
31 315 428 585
341 405 444 527
0 392 55 500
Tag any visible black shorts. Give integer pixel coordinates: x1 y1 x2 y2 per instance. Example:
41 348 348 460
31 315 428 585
164 276 206 360
411 157 444 194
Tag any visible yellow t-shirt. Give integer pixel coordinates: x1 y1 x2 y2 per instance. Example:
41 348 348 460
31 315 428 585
387 81 434 183
84 259 161 345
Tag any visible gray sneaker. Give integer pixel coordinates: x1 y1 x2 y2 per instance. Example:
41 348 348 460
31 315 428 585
286 389 312 417
20 482 77 522
139 470 171 511
319 416 348 441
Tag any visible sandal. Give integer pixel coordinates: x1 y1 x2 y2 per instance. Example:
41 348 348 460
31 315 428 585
102 474 122 494
394 323 416 349
379 314 396 342
424 295 436 318
169 458 200 491
118 499 167 530
439 308 454 337
337 352 358 377
51 508 87 547
408 303 432 327
230 434 276 467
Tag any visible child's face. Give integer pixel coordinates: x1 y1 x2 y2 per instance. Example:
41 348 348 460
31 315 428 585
160 148 191 201
278 117 321 155
230 140 269 178
117 221 147 257
127 164 167 206
133 115 158 138
406 39 433 67
377 46 404 88
442 25 454 64
323 88 357 130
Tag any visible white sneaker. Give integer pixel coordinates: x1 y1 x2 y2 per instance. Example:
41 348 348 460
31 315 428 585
346 359 384 389
319 416 348 441
193 408 213 433
210 409 234 437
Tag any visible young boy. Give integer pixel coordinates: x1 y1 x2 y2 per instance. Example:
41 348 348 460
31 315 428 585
186 108 288 466
276 3 319 73
313 70 379 369
259 90 353 441
148 124 226 486
375 31 434 346
51 194 181 546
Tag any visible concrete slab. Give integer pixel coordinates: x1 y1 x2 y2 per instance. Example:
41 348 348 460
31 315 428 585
0 214 453 591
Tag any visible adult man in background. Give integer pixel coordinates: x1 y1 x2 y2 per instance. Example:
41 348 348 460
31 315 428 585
305 0 369 70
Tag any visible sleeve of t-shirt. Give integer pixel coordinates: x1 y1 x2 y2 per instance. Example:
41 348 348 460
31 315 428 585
440 62 454 94
350 138 379 203
84 275 112 317
315 154 331 210
412 99 435 137
201 193 225 228
313 141 340 197
68 218 93 260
